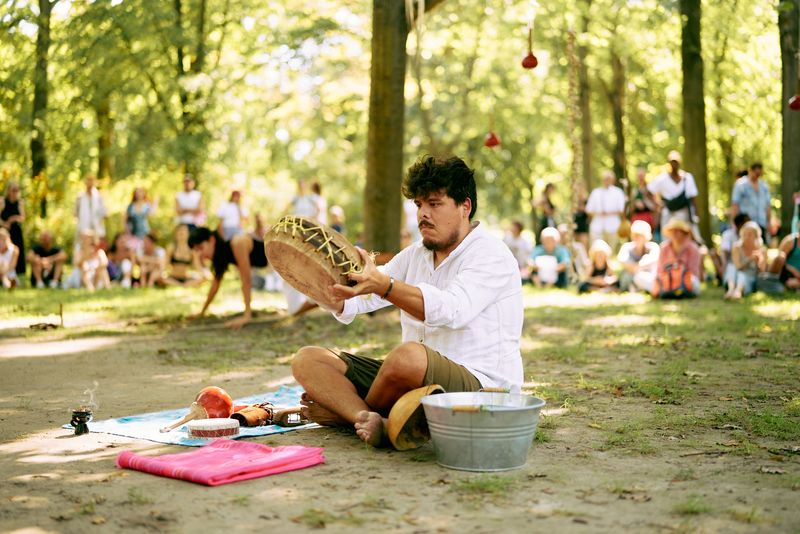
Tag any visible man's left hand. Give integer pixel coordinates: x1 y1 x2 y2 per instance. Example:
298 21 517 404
331 248 390 300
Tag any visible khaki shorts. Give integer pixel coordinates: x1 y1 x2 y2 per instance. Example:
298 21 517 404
334 345 482 399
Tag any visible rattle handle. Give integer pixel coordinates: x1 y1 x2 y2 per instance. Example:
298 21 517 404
160 403 205 433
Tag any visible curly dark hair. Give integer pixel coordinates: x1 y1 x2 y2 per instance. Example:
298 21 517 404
402 155 477 219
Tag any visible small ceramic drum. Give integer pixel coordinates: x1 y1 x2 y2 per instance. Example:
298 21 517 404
264 216 364 308
187 418 240 439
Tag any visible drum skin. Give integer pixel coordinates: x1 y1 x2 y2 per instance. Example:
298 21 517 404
264 216 364 308
195 386 234 418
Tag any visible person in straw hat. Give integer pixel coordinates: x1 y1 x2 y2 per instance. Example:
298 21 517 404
655 218 702 297
617 219 660 293
291 155 523 447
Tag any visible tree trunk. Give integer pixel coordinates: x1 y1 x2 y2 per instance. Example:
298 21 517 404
96 94 114 180
779 0 800 236
364 1 409 253
577 2 593 190
31 0 54 217
680 0 711 244
609 49 627 187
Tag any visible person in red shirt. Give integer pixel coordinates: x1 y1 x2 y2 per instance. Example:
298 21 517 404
656 219 702 297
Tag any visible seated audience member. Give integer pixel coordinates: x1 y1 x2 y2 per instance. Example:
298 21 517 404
27 230 67 288
0 228 20 289
557 223 590 282
77 230 110 291
578 239 619 293
107 233 134 288
529 227 570 288
617 220 659 293
504 220 533 281
724 221 766 299
653 219 701 298
137 233 166 288
711 213 749 285
770 231 800 291
164 224 204 287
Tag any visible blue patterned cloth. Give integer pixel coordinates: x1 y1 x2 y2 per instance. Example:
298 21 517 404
62 385 317 447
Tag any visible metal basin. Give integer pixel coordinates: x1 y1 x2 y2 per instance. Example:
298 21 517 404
421 391 546 472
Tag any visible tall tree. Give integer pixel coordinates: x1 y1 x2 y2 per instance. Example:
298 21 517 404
364 0 445 252
577 0 594 189
680 0 710 243
779 0 800 235
30 0 57 216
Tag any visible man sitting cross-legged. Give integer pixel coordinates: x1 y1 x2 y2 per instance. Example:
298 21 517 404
291 155 524 446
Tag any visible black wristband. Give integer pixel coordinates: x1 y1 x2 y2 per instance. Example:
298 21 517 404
381 276 394 299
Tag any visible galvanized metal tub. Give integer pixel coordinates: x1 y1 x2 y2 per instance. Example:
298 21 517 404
420 392 546 472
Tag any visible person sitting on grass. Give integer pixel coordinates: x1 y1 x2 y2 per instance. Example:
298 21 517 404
188 226 268 329
137 233 166 288
711 213 749 286
769 231 800 291
529 227 570 288
724 221 766 299
107 233 134 288
27 230 67 289
163 224 206 287
291 155 523 447
0 228 19 289
617 220 659 293
77 230 111 292
578 239 619 293
653 219 701 298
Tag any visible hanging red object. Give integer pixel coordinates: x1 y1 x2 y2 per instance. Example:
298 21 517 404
484 131 501 148
521 26 538 70
790 95 800 111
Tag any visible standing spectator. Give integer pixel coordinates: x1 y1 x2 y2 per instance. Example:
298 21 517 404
289 180 320 219
0 228 19 289
535 183 557 232
617 220 659 293
125 186 155 251
175 173 204 231
27 230 67 288
731 163 771 240
630 167 658 234
329 205 347 234
647 151 699 233
137 233 166 288
724 221 766 299
0 181 26 277
503 220 533 281
529 227 570 288
311 182 328 224
578 239 619 293
76 230 110 292
75 175 107 256
573 194 590 250
586 170 626 250
769 231 800 291
216 190 248 241
653 219 702 298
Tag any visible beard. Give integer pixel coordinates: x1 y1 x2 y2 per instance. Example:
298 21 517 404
422 226 460 252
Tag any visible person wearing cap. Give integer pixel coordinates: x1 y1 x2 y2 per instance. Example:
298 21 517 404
617 220 660 293
529 226 571 288
216 190 248 241
647 151 699 234
655 218 702 297
731 163 771 242
175 173 205 231
585 170 626 250
578 239 618 293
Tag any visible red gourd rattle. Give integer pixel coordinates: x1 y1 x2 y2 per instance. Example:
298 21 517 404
160 386 234 433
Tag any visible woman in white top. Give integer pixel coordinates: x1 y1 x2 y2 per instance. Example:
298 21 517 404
216 190 248 241
0 228 19 289
724 221 766 299
175 174 204 230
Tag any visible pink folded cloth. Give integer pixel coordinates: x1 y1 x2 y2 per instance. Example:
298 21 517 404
116 439 324 486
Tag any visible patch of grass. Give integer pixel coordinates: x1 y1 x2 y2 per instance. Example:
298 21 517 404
408 450 436 463
729 507 764 524
671 468 696 482
714 408 800 440
452 475 517 496
291 508 364 529
598 421 656 455
125 487 154 505
673 495 711 516
229 495 251 506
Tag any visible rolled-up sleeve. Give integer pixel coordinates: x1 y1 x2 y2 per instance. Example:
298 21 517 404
419 253 515 330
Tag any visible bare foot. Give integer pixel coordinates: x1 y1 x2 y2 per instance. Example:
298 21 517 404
354 410 387 447
300 393 347 427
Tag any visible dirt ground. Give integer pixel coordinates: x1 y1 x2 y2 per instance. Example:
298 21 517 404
1 290 799 533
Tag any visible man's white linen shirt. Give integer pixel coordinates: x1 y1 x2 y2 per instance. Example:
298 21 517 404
334 222 524 391
586 185 626 235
